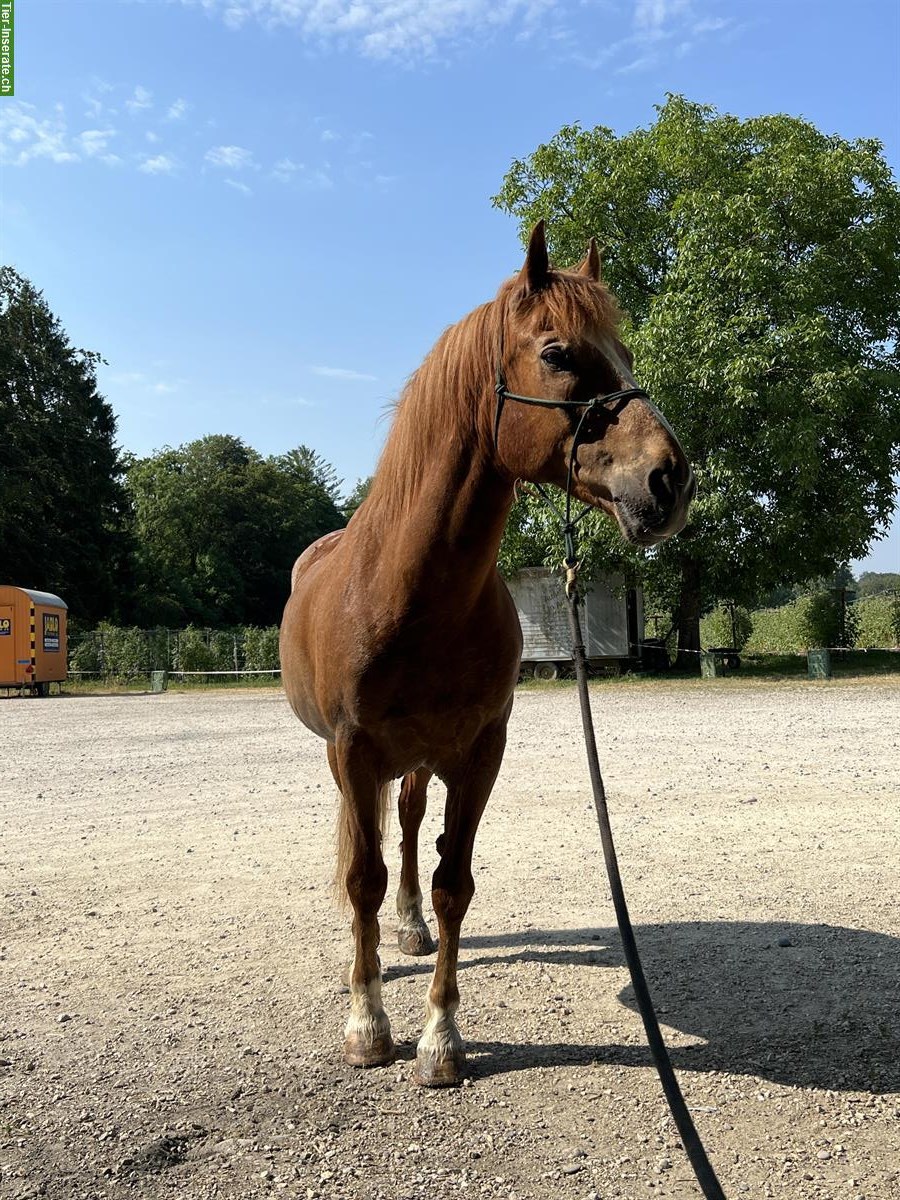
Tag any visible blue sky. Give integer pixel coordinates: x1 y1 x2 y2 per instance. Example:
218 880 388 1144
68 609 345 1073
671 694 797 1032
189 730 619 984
1 0 898 574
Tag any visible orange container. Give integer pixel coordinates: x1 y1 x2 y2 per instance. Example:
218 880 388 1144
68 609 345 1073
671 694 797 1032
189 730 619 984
0 586 68 695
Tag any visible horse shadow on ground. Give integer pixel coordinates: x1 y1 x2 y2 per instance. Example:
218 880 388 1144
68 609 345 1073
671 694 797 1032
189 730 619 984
385 921 900 1093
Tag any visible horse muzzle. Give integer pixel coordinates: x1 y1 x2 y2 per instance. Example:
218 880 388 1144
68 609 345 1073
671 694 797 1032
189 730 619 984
614 464 696 546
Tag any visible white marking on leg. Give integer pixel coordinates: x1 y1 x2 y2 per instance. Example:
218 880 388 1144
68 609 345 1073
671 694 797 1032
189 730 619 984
396 881 422 924
416 994 462 1069
397 884 430 944
344 973 391 1047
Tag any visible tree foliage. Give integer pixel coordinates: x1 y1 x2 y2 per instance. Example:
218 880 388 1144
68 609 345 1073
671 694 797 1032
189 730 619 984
342 475 373 520
493 96 900 662
0 267 132 621
856 570 900 598
126 435 344 626
497 486 637 584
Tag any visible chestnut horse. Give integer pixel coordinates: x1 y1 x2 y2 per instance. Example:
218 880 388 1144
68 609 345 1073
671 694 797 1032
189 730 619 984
280 223 694 1087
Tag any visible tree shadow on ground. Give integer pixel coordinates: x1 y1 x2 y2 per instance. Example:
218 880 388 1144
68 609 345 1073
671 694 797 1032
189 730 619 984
387 922 900 1093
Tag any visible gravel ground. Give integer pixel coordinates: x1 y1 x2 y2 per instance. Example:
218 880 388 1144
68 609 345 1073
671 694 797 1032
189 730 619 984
1 678 899 1200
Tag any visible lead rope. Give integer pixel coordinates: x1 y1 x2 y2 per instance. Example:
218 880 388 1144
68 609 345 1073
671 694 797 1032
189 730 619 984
563 547 727 1200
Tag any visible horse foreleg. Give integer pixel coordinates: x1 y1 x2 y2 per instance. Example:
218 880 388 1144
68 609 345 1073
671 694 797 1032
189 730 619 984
416 720 507 1087
396 770 435 956
335 734 395 1069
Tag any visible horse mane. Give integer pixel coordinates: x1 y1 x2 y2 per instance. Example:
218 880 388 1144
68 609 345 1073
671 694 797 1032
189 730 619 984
363 267 623 525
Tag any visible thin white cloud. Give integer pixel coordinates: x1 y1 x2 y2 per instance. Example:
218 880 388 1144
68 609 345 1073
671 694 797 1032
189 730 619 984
347 130 375 154
125 86 153 113
83 77 115 119
272 157 299 182
110 371 147 386
615 52 658 73
225 178 253 196
272 157 298 182
166 98 188 121
109 370 183 394
271 157 332 189
0 103 79 165
183 0 560 59
77 128 116 157
633 0 690 31
139 154 177 174
579 1 737 74
186 0 739 66
693 16 730 33
311 365 377 382
205 144 256 170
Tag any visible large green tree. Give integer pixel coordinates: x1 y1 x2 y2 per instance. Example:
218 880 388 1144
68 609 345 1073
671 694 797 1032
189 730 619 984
0 267 131 622
494 96 900 662
126 436 344 626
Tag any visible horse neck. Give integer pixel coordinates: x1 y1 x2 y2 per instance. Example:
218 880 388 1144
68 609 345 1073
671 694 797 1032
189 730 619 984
361 394 514 610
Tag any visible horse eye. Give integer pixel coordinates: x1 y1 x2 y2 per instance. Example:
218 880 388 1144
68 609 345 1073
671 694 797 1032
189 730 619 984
541 346 571 371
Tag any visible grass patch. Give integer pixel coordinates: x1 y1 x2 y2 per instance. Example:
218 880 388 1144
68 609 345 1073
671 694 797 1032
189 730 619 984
62 674 284 696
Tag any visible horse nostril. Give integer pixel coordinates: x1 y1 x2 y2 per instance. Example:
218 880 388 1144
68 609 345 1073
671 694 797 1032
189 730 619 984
648 465 676 508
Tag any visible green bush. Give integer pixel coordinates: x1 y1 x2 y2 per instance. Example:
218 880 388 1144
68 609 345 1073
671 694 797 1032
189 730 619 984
97 623 149 678
745 606 802 654
69 632 103 674
172 626 217 673
747 592 861 653
244 626 280 671
700 605 753 651
795 591 859 649
208 630 240 672
854 595 900 648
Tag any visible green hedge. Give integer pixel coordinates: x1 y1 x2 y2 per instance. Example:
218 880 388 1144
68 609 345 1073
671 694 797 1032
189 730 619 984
746 592 894 654
699 605 753 651
243 626 281 671
69 597 899 677
68 625 282 678
855 594 900 648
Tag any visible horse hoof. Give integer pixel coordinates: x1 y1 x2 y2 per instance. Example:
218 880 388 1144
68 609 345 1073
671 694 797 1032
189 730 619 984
398 926 435 957
414 1051 465 1088
343 1033 396 1069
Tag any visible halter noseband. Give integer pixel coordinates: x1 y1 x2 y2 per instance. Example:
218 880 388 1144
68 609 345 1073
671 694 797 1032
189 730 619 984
493 355 652 582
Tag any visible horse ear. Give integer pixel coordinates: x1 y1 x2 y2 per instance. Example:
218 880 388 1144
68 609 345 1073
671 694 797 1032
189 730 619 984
577 238 602 282
517 220 550 294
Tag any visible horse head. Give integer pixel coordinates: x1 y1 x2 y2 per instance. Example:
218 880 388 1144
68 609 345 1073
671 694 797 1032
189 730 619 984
495 222 694 547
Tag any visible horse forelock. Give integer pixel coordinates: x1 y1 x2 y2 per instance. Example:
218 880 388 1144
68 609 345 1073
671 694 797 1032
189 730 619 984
508 269 622 343
364 268 622 523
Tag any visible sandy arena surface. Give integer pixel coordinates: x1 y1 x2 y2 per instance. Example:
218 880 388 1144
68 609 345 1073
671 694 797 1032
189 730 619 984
2 678 899 1200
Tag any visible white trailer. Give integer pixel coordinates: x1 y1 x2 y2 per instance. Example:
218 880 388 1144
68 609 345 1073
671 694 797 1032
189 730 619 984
506 567 643 679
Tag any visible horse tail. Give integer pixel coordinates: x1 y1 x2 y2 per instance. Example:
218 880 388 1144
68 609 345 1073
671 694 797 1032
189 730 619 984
334 779 392 909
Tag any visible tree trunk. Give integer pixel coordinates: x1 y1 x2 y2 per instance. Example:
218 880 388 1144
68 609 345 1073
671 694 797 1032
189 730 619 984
675 558 702 671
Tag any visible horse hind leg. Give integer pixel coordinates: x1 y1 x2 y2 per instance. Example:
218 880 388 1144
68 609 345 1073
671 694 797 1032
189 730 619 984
396 770 436 957
334 734 395 1069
